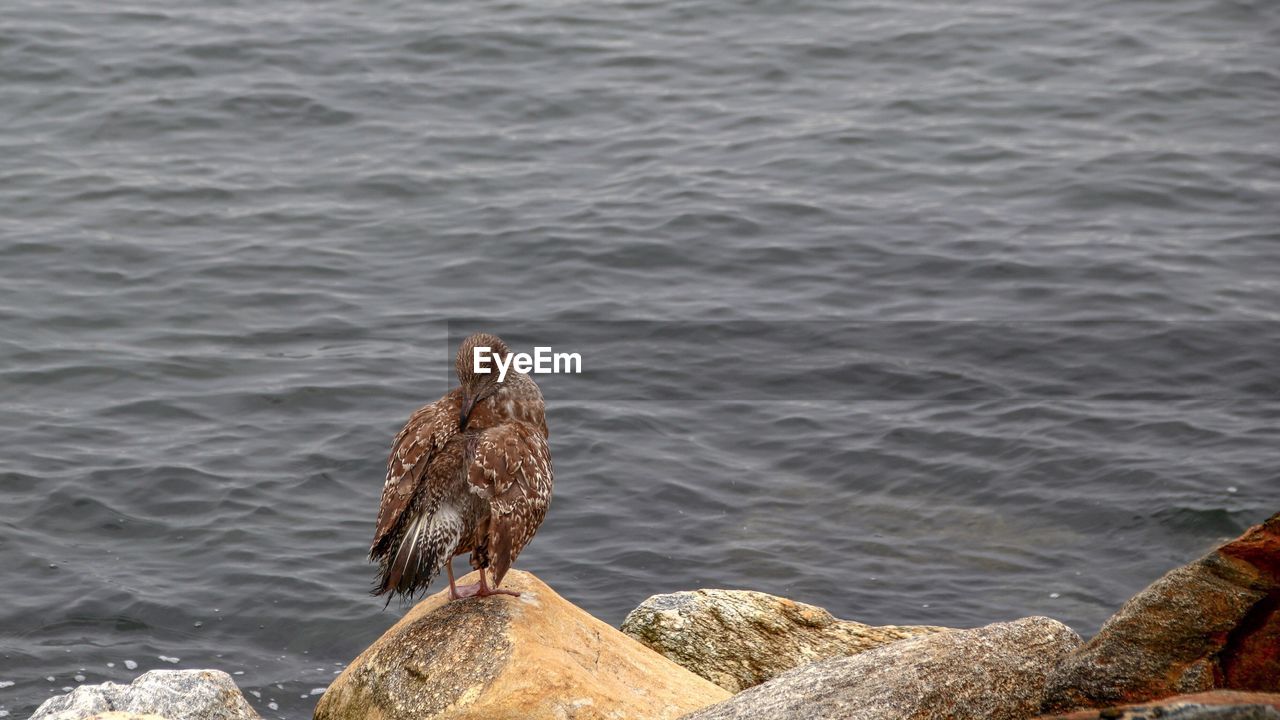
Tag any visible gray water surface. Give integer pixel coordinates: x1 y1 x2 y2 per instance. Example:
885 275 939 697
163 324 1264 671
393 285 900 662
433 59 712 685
2 0 1279 717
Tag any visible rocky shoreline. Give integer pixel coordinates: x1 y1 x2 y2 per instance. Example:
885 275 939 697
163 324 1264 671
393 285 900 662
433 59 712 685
31 512 1279 720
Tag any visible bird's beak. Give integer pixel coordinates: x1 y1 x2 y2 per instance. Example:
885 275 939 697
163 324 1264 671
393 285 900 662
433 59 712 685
459 392 477 431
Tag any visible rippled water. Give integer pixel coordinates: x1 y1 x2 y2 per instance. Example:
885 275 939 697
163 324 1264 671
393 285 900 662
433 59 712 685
2 0 1278 717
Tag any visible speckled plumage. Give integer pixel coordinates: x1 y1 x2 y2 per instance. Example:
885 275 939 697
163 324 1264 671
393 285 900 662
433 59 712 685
370 333 552 600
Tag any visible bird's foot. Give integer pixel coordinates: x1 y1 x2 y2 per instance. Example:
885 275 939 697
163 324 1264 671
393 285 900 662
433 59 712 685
451 582 481 599
450 571 521 600
451 581 520 599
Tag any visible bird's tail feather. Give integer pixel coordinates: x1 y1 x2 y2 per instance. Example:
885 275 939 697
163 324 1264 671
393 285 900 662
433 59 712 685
373 507 460 600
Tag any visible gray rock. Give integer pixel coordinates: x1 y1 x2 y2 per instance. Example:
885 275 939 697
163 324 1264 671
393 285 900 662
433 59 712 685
680 616 1082 720
1158 708 1280 720
1032 690 1280 720
621 588 950 692
1161 708 1280 720
30 669 259 720
27 684 121 720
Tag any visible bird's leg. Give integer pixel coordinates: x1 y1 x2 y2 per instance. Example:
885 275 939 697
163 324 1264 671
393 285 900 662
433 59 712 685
446 560 461 601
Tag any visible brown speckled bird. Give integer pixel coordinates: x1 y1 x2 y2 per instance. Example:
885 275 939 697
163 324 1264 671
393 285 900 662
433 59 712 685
370 332 553 601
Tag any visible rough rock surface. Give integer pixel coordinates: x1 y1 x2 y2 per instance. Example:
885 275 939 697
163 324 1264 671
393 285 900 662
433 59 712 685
314 569 731 720
1035 690 1280 719
30 669 258 720
680 616 1081 720
85 715 174 720
621 588 951 692
1043 512 1280 714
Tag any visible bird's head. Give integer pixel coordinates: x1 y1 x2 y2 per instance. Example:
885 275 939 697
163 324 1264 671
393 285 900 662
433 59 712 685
454 332 511 430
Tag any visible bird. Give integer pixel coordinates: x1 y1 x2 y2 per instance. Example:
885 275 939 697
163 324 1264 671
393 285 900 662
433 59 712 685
370 332 553 602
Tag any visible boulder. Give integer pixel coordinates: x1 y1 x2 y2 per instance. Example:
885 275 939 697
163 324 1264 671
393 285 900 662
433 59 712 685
86 715 174 720
621 588 951 692
313 569 731 720
680 615 1081 720
30 669 258 720
1042 512 1280 714
1034 690 1280 719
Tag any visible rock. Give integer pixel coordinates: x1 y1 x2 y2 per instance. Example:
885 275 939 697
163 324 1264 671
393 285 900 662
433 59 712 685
1035 690 1280 719
30 669 258 720
621 588 951 692
85 714 174 720
313 569 731 720
680 616 1082 720
31 685 117 720
1042 512 1280 714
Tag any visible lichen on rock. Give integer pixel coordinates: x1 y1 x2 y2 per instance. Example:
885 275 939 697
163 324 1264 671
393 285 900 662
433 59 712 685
621 587 951 692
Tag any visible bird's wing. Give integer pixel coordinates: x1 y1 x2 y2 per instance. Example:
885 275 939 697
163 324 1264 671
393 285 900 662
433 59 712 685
371 392 461 559
466 421 553 584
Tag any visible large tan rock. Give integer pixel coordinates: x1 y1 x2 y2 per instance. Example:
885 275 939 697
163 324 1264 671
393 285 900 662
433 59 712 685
680 616 1082 720
1042 511 1280 714
313 569 731 720
621 588 951 692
